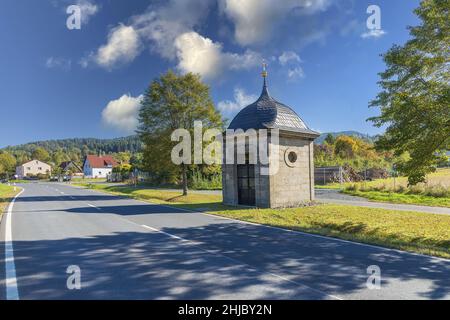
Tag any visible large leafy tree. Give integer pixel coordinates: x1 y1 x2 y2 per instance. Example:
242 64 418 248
369 0 449 185
138 71 223 195
31 147 50 162
0 151 16 178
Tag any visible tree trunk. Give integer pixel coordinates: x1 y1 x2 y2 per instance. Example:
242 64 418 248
182 164 188 196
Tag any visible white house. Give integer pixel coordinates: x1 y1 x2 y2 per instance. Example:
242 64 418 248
16 160 51 179
83 155 118 178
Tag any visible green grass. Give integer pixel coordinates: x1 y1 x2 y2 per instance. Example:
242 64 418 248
0 184 21 218
320 168 450 190
317 168 450 207
343 190 450 207
73 183 226 210
315 184 343 190
73 178 107 183
75 183 450 259
8 179 39 184
212 205 450 259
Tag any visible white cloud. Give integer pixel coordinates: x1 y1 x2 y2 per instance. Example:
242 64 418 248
132 0 212 59
45 57 72 71
102 94 143 133
361 29 386 39
278 51 302 66
277 51 304 81
94 24 142 69
218 88 258 116
340 19 361 37
76 0 99 25
174 32 223 79
220 0 332 45
131 0 261 79
87 1 261 78
174 32 261 79
287 67 305 81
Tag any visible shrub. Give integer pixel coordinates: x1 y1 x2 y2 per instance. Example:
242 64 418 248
407 184 425 195
190 171 222 190
423 185 449 198
345 183 359 192
36 173 50 180
372 184 387 192
360 183 370 192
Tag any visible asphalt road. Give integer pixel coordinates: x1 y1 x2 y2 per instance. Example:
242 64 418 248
1 183 449 300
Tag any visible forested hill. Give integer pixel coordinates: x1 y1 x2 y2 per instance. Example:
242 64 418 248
3 131 374 155
315 131 376 144
3 135 143 155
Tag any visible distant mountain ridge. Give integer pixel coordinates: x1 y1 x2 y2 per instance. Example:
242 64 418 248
315 131 376 144
2 135 143 154
2 131 375 154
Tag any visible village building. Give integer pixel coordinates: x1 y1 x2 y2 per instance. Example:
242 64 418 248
222 66 320 208
59 161 83 177
16 159 51 179
83 155 118 179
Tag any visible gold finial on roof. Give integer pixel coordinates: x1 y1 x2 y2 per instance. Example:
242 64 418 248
262 60 268 78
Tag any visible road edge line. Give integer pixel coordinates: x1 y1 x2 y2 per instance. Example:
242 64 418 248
3 188 24 300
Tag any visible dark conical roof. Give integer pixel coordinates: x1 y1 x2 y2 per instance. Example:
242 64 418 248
228 77 319 137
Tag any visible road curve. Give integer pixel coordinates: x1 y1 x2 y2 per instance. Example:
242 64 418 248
1 183 449 300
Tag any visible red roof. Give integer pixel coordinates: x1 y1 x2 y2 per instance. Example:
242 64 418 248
85 155 118 168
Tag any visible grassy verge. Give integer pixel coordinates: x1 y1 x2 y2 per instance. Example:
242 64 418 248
7 179 36 184
314 184 343 190
72 178 107 183
0 184 21 219
75 183 450 259
317 168 450 207
343 189 450 207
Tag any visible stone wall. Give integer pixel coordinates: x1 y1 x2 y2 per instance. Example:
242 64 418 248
222 163 238 206
221 131 316 208
269 136 314 208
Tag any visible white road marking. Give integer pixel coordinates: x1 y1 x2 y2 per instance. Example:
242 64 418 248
72 184 450 262
64 184 450 263
87 203 101 211
151 201 450 263
141 225 186 242
141 224 343 300
4 189 24 300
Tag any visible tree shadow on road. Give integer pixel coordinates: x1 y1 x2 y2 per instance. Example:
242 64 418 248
1 216 449 300
5 191 450 300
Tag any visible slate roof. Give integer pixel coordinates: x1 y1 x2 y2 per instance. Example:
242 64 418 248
84 155 118 168
228 79 320 137
59 161 83 173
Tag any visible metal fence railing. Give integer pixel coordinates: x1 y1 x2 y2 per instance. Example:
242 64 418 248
314 166 343 185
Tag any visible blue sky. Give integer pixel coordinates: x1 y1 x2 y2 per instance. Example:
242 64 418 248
0 0 421 148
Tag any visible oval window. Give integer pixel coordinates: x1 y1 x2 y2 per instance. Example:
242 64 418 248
284 149 299 167
288 151 297 163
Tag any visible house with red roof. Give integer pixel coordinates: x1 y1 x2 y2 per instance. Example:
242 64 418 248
83 155 118 178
